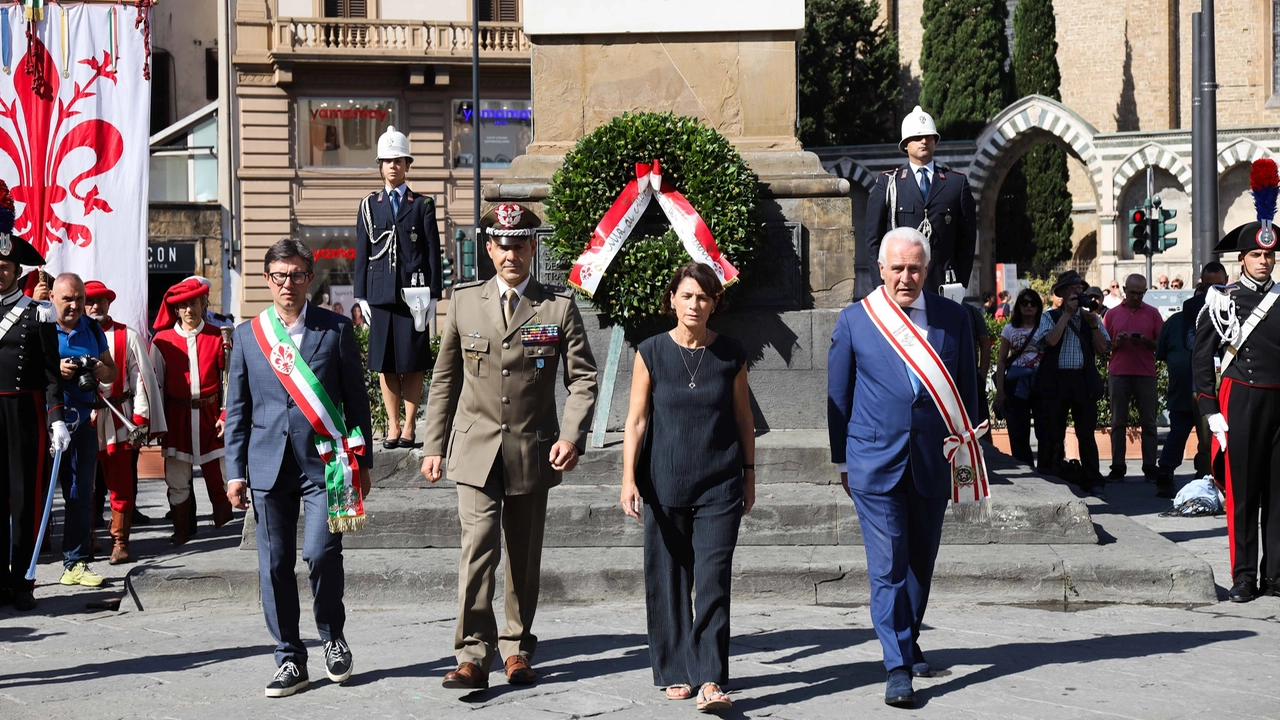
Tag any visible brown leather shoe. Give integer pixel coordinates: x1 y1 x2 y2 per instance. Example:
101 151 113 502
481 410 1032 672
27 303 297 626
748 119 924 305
504 655 537 685
442 662 488 689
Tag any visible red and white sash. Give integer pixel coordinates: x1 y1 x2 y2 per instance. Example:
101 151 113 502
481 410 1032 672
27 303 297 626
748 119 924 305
568 160 738 295
863 287 990 504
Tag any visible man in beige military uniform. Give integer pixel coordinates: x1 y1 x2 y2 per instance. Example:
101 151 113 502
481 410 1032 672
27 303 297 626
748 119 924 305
421 202 597 690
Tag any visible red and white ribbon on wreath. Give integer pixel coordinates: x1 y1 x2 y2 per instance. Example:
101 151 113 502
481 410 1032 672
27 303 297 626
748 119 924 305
568 160 739 296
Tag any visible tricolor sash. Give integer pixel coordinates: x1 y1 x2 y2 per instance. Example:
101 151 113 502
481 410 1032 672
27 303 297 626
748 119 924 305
251 309 366 532
568 160 738 296
863 287 991 504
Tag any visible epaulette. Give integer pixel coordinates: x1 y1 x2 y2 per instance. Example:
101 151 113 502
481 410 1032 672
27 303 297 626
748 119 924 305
452 280 486 291
937 164 965 177
35 300 55 323
542 283 573 298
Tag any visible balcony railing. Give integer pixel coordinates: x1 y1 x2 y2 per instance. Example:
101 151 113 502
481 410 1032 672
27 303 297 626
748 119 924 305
276 18 529 60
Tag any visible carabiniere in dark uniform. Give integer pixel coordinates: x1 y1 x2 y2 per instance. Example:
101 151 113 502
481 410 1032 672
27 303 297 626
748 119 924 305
1192 210 1280 604
0 190 65 610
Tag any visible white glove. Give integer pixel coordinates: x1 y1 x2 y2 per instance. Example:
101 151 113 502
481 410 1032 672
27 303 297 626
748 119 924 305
358 299 372 329
50 420 71 454
1207 413 1229 450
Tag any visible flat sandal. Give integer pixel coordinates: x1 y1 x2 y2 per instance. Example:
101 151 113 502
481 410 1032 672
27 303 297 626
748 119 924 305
665 683 693 700
696 682 732 712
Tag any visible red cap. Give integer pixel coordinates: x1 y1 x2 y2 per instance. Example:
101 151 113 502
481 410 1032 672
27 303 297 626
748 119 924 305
153 278 210 330
84 280 116 303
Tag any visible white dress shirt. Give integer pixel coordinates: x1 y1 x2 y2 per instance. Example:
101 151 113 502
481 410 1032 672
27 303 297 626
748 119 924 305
230 303 307 486
908 159 936 194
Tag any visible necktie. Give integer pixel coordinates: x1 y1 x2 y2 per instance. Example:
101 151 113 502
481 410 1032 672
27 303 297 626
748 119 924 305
503 289 517 327
918 167 931 198
905 307 922 395
390 189 401 217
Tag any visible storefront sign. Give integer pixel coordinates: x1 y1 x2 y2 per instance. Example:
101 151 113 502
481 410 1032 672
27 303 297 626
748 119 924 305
148 242 196 272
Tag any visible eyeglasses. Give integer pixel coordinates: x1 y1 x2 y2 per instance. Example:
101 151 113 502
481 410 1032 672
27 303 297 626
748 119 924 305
266 271 313 286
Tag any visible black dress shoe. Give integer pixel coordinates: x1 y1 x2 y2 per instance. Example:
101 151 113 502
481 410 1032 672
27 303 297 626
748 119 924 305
12 591 36 611
382 438 400 450
1261 578 1280 597
1228 580 1257 603
132 508 152 526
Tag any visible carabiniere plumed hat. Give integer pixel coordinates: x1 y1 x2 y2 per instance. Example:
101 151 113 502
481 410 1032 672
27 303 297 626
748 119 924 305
479 203 542 247
0 179 46 267
1215 158 1280 254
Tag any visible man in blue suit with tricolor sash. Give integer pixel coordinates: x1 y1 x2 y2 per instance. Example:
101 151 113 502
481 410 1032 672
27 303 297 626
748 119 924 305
827 227 985 708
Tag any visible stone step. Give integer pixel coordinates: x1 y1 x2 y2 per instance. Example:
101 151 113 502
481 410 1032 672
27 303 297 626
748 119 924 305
371 430 834 489
131 511 1215 610
244 456 1097 550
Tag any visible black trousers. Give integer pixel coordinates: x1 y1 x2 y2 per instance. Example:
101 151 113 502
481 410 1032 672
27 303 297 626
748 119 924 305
1038 369 1101 483
643 499 742 688
1221 379 1280 585
0 393 47 593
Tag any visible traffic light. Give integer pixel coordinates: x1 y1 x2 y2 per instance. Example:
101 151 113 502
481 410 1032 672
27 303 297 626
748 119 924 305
1156 207 1178 252
441 257 455 288
1130 208 1150 255
454 229 478 282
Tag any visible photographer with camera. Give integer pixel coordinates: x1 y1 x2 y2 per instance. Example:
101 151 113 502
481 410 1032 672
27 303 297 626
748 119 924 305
1033 270 1111 495
1102 274 1164 487
51 273 117 588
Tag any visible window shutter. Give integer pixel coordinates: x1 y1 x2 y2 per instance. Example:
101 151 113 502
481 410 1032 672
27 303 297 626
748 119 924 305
497 0 517 22
348 0 366 18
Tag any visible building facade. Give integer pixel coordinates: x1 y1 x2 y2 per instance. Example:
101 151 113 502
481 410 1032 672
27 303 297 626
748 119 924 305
228 0 529 319
820 0 1280 290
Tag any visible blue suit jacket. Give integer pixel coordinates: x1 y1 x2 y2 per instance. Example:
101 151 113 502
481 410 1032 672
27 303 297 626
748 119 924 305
827 292 979 498
224 305 373 490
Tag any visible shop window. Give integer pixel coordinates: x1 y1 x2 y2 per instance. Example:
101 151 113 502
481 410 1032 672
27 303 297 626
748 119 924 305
479 0 519 22
298 98 397 167
324 0 367 18
452 99 531 170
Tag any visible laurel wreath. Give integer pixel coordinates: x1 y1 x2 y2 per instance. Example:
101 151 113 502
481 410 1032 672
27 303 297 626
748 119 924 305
543 112 762 326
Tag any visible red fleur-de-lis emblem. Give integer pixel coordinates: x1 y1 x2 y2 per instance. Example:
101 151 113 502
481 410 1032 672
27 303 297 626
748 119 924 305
0 36 124 253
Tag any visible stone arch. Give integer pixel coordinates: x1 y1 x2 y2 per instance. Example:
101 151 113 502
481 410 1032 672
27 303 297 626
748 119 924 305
1111 143 1193 204
821 156 876 192
1217 138 1272 174
967 94 1104 198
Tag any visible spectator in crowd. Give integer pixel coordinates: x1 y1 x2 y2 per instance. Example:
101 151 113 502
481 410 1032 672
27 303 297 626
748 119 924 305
1034 270 1111 494
1181 262 1229 477
994 289 1045 466
1103 280 1123 309
1085 286 1108 318
1102 274 1164 483
350 302 366 327
994 290 1012 320
981 290 997 316
1154 300 1197 499
51 273 117 588
1157 274 1170 289
964 302 993 426
1171 277 1184 290
620 263 755 712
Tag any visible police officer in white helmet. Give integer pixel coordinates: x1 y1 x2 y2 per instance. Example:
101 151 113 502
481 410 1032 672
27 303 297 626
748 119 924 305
863 106 977 295
354 126 442 449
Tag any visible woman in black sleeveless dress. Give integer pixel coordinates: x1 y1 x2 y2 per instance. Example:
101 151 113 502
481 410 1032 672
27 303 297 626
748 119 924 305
621 263 756 712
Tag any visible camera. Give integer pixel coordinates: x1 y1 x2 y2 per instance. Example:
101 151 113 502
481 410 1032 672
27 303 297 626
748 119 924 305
66 354 100 393
1076 294 1101 313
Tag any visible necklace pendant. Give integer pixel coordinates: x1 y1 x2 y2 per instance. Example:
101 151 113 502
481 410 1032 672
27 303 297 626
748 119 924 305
688 381 696 389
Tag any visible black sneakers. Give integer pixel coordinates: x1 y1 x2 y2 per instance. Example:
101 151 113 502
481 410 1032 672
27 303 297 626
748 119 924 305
266 660 309 698
324 638 353 683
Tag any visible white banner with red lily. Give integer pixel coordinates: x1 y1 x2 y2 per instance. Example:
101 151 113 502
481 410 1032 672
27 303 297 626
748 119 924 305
568 160 739 297
0 4 150 336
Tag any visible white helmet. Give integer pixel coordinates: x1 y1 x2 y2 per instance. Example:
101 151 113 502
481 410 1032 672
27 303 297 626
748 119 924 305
899 106 940 151
376 126 413 163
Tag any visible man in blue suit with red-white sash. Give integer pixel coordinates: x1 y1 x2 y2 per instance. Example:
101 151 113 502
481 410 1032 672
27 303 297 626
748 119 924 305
827 227 986 708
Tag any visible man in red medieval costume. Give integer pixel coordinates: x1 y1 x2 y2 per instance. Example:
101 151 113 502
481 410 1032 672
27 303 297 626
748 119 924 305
150 278 233 545
85 280 165 563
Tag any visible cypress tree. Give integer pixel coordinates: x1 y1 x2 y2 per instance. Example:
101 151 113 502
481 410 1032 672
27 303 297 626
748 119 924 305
918 0 1014 140
798 0 902 146
1012 0 1074 276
